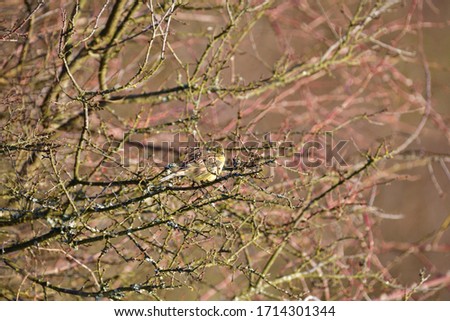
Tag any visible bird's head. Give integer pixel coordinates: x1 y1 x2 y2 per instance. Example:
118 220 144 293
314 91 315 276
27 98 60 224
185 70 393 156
205 142 224 155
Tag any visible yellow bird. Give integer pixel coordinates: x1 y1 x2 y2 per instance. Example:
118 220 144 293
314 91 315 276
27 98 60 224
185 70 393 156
160 143 225 183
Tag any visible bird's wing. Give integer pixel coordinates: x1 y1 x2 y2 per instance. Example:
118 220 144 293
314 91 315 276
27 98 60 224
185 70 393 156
180 145 203 168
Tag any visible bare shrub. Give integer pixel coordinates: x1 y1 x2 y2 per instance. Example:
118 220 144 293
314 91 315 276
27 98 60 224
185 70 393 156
1 0 449 300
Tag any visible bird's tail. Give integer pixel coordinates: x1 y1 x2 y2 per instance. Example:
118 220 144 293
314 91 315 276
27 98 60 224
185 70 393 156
160 171 184 182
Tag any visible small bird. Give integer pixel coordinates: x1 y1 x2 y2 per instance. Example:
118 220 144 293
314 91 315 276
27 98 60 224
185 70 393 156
160 143 225 183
